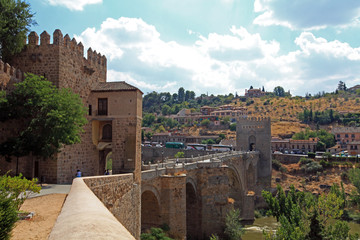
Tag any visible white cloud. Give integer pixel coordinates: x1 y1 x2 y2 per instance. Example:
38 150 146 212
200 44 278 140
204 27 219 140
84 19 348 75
254 0 360 30
47 0 102 11
77 17 360 96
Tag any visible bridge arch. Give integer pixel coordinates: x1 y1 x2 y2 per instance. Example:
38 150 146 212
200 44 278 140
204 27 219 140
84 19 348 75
186 180 200 240
227 165 245 211
141 185 161 231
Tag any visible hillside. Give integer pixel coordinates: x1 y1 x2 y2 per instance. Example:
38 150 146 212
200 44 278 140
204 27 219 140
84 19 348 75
237 95 360 137
143 87 360 139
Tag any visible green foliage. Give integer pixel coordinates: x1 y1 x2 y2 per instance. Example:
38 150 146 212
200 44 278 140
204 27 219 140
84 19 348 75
299 157 312 165
174 151 184 158
348 168 360 206
201 139 215 144
0 173 41 240
209 234 219 240
0 0 36 61
273 86 285 97
0 173 40 210
301 161 323 173
143 113 156 127
224 209 245 240
0 74 87 160
140 228 173 240
292 128 335 149
0 191 18 240
200 119 211 127
307 152 316 158
272 159 282 171
262 184 357 240
229 123 236 131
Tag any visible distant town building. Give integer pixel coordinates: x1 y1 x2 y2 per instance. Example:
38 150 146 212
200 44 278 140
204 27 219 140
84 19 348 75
332 127 360 147
271 137 318 153
245 88 266 98
171 105 247 125
151 132 218 144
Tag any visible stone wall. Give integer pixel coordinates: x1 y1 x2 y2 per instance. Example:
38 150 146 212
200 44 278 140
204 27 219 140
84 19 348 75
272 153 304 164
141 146 218 163
49 177 135 240
0 60 23 90
83 174 141 239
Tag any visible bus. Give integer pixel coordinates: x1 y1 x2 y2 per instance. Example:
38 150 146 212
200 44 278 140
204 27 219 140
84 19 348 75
186 144 207 151
165 142 185 149
211 145 233 152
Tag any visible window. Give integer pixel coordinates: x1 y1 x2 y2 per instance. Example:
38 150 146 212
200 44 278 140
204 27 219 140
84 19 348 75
102 124 112 140
98 98 108 115
345 134 349 138
352 134 355 138
337 134 340 138
88 105 92 116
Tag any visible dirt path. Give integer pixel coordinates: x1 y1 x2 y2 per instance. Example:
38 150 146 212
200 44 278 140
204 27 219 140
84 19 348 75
11 194 66 240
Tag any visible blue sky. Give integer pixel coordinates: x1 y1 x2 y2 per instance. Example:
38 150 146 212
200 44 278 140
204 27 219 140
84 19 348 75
30 0 360 96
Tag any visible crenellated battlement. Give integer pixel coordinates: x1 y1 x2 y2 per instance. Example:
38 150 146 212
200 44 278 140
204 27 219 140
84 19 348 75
0 59 24 89
26 29 107 68
237 116 270 123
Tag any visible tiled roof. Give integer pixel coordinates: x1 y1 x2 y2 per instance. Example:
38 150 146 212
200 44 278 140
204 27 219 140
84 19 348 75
92 81 142 93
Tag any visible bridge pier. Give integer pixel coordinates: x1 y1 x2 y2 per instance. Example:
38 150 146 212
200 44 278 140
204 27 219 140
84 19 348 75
160 175 187 239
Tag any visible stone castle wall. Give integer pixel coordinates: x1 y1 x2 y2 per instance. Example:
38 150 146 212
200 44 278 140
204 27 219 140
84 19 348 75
0 30 109 183
0 60 24 90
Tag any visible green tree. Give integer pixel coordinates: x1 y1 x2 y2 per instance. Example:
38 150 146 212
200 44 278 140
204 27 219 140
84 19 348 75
0 74 87 162
229 123 236 131
178 87 185 103
273 86 285 97
174 151 184 158
348 168 360 205
200 119 211 127
0 0 36 61
161 104 171 116
224 209 245 240
262 184 357 240
143 113 156 127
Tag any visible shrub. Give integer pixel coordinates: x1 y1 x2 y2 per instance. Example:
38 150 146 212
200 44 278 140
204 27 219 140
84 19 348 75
174 152 184 159
0 173 41 210
272 159 282 171
320 159 330 168
299 157 312 165
224 209 245 240
0 192 18 240
308 152 316 158
341 172 348 181
301 161 323 173
140 228 173 240
279 166 288 173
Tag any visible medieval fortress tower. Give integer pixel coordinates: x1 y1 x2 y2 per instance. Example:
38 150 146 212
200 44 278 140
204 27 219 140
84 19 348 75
0 29 142 185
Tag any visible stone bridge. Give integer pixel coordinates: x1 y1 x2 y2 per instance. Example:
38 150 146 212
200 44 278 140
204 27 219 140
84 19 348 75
140 151 262 239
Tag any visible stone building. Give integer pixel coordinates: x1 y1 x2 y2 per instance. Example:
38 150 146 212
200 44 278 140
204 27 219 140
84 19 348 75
0 30 142 184
236 117 272 188
271 137 318 153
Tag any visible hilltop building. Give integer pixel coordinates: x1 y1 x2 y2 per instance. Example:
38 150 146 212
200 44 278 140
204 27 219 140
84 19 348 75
245 88 266 98
0 30 142 184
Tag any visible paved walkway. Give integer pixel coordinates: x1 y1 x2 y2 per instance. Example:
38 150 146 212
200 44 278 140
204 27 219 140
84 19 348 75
29 184 72 198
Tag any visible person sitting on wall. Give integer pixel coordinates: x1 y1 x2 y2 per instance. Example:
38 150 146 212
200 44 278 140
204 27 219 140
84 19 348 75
104 169 109 175
76 169 82 178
